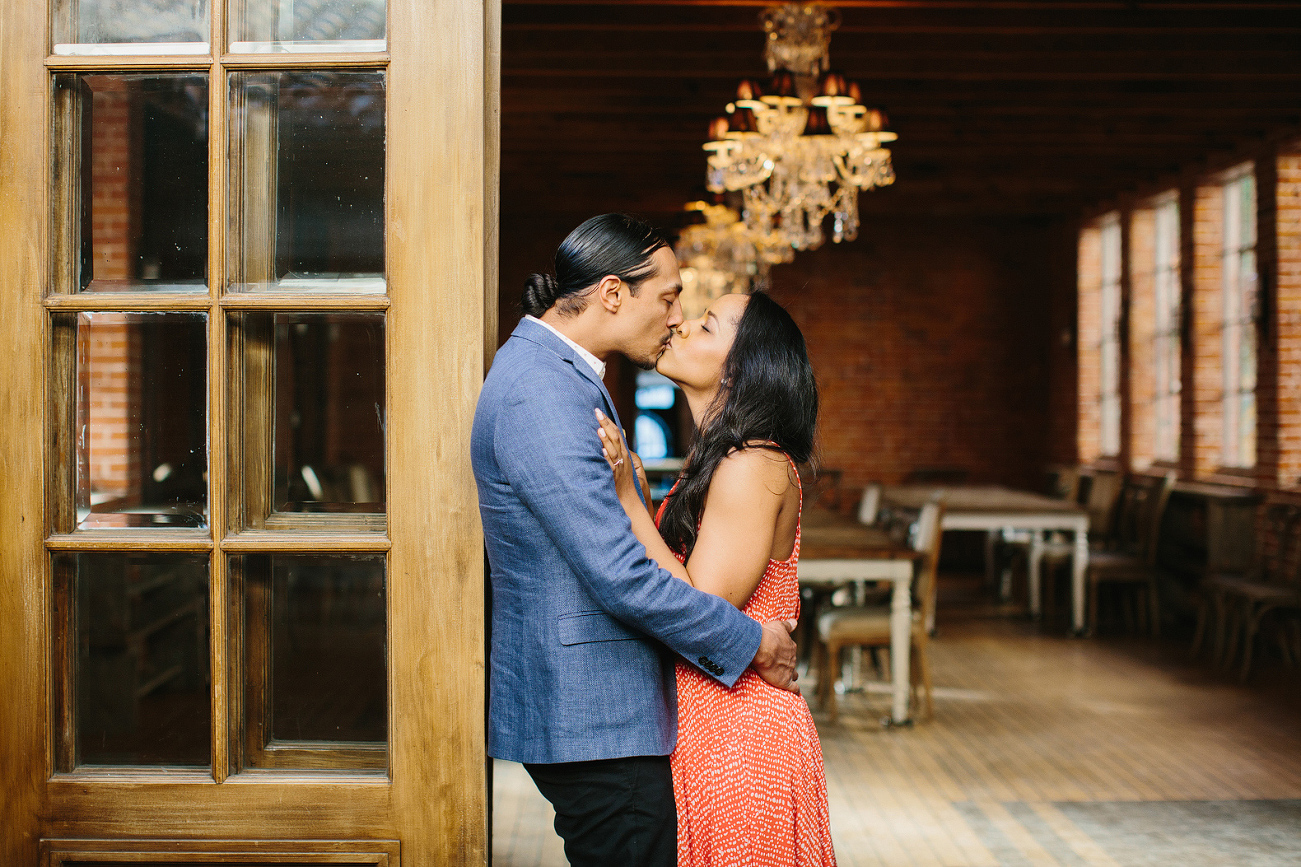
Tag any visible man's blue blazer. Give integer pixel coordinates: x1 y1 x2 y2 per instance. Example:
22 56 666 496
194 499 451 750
472 318 763 764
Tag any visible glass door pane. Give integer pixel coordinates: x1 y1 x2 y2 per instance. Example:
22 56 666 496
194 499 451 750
234 553 387 771
229 0 386 53
71 312 209 529
52 74 209 294
53 0 210 55
227 71 386 293
54 552 210 770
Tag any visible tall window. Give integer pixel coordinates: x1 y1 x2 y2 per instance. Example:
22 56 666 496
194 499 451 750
1222 170 1257 468
1099 213 1123 456
1152 197 1181 461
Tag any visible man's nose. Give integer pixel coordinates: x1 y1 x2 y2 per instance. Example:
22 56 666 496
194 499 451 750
666 298 684 330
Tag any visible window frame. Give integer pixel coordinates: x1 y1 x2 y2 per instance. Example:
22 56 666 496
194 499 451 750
1150 194 1182 463
1097 212 1123 458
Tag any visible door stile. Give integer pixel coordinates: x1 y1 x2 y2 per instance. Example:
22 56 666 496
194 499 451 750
386 0 496 862
0 0 51 861
207 0 230 784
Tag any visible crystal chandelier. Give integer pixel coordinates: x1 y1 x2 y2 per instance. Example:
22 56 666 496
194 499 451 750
702 2 896 254
675 201 794 317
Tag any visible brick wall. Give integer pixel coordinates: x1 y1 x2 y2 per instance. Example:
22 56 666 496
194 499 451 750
1191 181 1226 478
1076 225 1103 463
1278 149 1301 488
498 213 1068 498
91 86 141 283
1128 207 1157 469
81 86 145 518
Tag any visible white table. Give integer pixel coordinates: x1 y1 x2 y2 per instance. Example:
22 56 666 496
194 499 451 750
799 557 915 725
885 485 1090 634
798 513 921 725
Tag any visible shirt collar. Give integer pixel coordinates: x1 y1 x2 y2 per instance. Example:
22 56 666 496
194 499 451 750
525 315 606 379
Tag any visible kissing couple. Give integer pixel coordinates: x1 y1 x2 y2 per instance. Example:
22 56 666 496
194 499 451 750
472 214 837 866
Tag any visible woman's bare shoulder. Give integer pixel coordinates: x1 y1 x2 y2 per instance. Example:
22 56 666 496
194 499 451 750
714 444 794 497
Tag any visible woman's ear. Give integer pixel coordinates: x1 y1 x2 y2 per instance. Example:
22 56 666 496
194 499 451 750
595 275 623 313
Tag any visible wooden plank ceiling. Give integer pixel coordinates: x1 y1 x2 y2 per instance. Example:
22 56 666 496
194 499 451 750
502 0 1301 227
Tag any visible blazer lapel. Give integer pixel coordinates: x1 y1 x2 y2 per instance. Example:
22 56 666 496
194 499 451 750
511 318 623 429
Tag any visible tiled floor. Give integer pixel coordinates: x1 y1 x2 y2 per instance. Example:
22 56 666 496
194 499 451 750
492 592 1301 866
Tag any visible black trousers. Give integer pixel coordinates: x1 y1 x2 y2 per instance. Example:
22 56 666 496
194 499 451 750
525 755 677 867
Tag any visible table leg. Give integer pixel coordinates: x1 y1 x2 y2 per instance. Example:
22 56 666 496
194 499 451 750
890 571 911 725
1073 524 1088 635
843 579 866 691
984 529 997 591
1028 530 1044 618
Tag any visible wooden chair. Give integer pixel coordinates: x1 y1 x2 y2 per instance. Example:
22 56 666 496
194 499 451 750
999 463 1124 611
856 482 883 526
1014 467 1124 617
1084 472 1176 637
1200 503 1301 680
813 500 945 722
995 464 1087 603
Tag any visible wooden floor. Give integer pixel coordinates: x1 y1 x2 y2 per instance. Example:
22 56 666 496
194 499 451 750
491 582 1301 866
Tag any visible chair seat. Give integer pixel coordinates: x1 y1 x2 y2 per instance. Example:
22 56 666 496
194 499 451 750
818 605 920 643
1086 549 1154 582
1207 574 1301 603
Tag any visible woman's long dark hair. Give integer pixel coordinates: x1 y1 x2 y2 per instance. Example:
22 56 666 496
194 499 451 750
522 213 668 318
658 291 818 558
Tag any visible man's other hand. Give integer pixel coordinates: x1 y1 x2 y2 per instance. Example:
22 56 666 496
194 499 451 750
752 619 799 693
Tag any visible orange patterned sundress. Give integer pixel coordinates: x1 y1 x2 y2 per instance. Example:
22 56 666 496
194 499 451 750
657 459 837 867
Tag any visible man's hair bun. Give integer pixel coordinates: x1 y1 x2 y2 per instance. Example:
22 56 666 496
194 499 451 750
522 273 560 317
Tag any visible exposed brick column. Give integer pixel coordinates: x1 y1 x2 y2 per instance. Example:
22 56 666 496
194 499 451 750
1178 186 1198 479
1077 224 1103 463
1192 182 1225 477
1256 156 1280 487
83 314 144 511
1128 206 1157 469
1277 146 1301 488
90 86 141 283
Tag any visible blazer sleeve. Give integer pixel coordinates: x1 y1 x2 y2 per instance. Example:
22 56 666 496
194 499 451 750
493 366 763 687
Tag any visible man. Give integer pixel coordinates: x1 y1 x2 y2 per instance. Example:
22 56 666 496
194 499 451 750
472 214 798 866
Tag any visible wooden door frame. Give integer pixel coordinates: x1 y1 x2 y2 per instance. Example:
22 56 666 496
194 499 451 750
0 0 500 862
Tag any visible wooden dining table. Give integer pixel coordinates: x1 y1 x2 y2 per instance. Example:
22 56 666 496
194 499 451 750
798 507 923 725
884 485 1090 634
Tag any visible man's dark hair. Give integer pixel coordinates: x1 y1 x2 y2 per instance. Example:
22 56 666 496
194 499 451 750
522 213 669 318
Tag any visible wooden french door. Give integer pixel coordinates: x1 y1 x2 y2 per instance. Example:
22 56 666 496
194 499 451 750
0 0 498 863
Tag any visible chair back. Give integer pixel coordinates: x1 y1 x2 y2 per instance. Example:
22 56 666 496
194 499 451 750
1260 503 1301 585
910 500 946 633
1140 472 1177 566
1082 469 1125 541
1051 466 1083 503
857 482 882 526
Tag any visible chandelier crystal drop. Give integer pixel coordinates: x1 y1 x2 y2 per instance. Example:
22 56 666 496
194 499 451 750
702 2 896 256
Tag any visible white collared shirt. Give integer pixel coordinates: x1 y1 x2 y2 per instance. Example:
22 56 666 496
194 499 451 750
525 315 607 379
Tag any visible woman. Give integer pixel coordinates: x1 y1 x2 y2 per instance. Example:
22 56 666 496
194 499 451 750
597 291 836 867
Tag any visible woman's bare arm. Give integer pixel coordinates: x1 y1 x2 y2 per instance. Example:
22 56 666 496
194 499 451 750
682 449 790 608
597 411 791 608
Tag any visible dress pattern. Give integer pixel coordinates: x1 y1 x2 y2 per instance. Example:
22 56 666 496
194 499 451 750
658 460 837 867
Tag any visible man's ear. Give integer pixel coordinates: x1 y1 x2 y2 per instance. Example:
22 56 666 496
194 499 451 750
595 275 623 313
